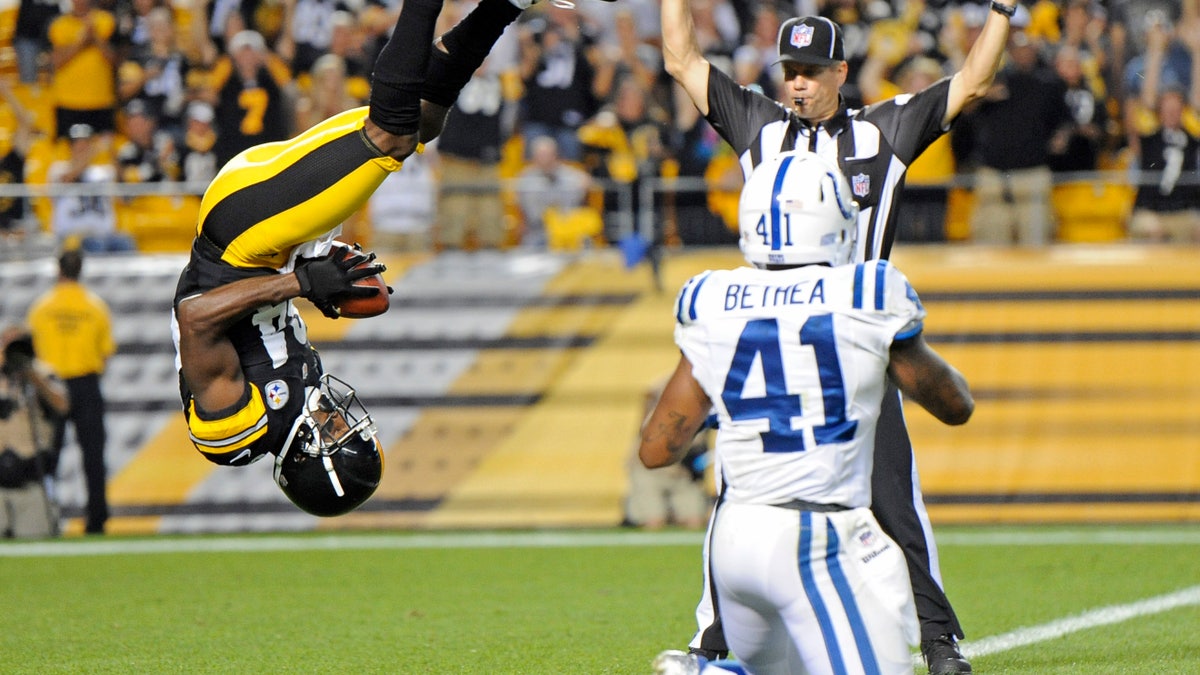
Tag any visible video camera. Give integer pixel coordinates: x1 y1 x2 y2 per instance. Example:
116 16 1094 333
2 334 35 377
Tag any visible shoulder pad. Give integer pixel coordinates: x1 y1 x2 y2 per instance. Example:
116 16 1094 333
674 270 716 326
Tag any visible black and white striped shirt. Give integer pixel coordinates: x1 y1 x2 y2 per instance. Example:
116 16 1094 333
705 67 952 261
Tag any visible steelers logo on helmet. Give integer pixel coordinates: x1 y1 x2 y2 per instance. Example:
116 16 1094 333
273 373 383 517
738 151 859 268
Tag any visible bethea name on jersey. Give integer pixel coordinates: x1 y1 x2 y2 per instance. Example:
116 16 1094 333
723 278 827 311
676 262 917 328
676 270 830 322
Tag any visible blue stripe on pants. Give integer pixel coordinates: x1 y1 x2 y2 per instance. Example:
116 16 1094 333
825 521 881 675
798 511 848 675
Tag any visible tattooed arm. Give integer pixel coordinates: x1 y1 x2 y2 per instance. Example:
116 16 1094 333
639 355 713 468
887 333 974 426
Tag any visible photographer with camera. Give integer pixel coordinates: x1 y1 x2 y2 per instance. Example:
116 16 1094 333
0 326 70 538
27 248 115 534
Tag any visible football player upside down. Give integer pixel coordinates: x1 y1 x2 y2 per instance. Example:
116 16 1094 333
170 0 540 516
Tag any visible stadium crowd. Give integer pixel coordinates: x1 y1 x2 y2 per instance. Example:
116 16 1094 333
1 0 1198 253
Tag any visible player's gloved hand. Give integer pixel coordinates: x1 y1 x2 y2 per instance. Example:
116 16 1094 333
349 243 396 298
294 248 386 319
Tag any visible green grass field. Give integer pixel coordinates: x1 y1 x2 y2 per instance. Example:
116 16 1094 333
2 525 1198 674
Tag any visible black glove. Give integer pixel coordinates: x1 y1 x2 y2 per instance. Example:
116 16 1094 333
294 247 386 319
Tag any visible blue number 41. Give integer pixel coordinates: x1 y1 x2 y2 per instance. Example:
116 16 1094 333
720 316 857 453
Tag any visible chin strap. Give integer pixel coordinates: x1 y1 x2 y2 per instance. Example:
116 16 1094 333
322 455 346 497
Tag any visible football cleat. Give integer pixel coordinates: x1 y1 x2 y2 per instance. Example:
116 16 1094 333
922 634 973 675
652 650 702 675
689 647 728 661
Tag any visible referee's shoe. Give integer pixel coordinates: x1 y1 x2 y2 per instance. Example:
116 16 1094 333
922 634 972 674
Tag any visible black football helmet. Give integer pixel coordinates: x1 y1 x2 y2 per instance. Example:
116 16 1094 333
273 374 383 517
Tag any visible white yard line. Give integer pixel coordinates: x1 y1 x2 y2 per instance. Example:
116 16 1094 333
3 526 1200 557
960 584 1200 660
0 530 705 557
935 530 1200 547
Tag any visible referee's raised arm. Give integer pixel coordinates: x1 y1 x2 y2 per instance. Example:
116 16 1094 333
944 1 1020 126
661 0 713 116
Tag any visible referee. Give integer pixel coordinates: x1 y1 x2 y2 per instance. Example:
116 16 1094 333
661 2 1020 673
28 248 115 535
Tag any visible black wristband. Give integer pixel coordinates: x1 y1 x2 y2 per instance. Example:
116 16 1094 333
990 1 1017 18
295 265 315 298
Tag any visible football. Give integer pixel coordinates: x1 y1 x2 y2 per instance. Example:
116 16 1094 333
334 245 390 319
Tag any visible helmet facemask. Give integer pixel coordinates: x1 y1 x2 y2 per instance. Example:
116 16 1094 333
294 374 377 460
274 374 383 516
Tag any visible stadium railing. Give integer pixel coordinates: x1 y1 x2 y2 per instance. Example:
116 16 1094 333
0 170 1192 256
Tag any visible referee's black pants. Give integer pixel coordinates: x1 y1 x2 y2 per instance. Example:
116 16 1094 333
55 374 109 534
871 380 963 641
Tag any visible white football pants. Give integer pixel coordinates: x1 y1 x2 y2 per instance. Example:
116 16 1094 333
710 503 918 675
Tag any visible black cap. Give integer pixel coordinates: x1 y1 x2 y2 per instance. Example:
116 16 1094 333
776 17 845 67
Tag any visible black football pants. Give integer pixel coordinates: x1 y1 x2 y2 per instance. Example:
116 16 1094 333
54 374 109 534
872 381 963 641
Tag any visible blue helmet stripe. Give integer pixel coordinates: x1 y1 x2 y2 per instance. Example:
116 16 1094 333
874 260 888 310
688 271 712 321
826 171 857 220
852 263 865 309
674 277 691 324
770 154 795 251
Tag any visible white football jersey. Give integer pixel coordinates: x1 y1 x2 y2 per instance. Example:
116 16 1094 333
674 260 925 508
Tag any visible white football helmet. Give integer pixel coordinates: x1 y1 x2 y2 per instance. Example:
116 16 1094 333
738 151 859 267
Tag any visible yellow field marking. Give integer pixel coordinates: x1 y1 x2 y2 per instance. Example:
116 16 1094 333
892 244 1200 291
652 245 1200 292
931 343 1200 388
108 416 215 503
504 305 626 338
925 300 1200 333
928 503 1200 524
328 407 527 530
429 255 692 528
102 416 217 533
446 349 577 395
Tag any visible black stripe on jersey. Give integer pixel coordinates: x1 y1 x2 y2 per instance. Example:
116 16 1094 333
203 131 375 248
837 122 880 255
749 134 764 168
783 122 800 154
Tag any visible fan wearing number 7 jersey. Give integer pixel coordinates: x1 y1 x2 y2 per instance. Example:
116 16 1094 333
640 151 973 675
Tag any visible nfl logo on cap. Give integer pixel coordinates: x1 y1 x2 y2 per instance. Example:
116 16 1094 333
791 24 814 48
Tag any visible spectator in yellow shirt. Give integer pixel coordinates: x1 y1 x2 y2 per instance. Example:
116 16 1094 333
27 248 115 534
49 0 118 139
